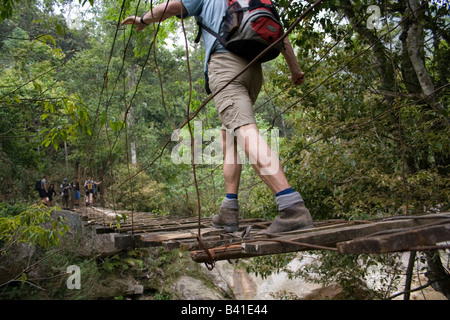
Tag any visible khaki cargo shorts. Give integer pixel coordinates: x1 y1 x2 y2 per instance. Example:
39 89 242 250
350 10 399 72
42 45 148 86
207 52 263 131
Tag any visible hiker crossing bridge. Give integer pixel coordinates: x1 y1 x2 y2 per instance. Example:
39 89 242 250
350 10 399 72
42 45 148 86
80 207 450 265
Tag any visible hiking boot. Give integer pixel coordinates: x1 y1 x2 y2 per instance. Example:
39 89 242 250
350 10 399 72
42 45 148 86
262 202 314 234
212 206 239 232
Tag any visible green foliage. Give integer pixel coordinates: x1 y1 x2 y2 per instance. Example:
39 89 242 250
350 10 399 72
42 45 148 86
1 0 449 299
0 0 19 22
0 204 70 254
100 251 144 274
40 94 93 150
0 202 30 218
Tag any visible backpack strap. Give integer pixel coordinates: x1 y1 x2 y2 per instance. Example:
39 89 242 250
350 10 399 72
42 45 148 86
194 17 202 44
194 0 247 45
195 17 226 47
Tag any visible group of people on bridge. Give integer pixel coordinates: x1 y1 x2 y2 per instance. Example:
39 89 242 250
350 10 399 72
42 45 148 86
37 176 102 209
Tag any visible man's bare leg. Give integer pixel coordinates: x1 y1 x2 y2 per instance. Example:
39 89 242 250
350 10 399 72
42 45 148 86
211 129 242 232
235 124 313 233
222 129 241 195
234 123 290 194
213 124 313 233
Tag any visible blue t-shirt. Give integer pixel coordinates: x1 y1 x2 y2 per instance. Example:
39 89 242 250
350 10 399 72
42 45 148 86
178 0 228 72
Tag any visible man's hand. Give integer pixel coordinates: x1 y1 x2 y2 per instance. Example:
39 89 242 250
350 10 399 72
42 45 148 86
121 2 187 33
121 15 147 33
290 71 305 86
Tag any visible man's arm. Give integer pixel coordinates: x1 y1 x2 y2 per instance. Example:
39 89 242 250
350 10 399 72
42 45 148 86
281 37 305 86
121 1 187 33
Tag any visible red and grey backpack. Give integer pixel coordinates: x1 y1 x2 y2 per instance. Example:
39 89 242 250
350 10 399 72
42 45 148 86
195 0 285 62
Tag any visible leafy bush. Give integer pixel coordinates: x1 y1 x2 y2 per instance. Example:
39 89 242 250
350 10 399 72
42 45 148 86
107 164 167 213
0 204 70 255
0 202 30 218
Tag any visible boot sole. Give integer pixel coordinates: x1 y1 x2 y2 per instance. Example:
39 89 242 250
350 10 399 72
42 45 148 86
211 222 239 233
260 222 314 235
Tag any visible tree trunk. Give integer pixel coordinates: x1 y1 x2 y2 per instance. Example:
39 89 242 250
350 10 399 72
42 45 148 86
405 0 436 104
64 141 69 171
400 24 422 94
99 177 106 208
127 65 137 166
341 0 395 93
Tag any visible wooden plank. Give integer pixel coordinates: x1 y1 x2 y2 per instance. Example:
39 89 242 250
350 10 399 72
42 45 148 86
175 231 245 251
194 216 450 261
240 215 449 253
115 224 248 250
115 222 205 234
136 219 267 241
104 217 267 234
190 219 409 262
139 227 224 242
337 222 450 254
191 245 262 263
109 212 450 260
190 222 360 263
141 231 197 242
94 225 116 234
240 218 423 256
186 220 366 254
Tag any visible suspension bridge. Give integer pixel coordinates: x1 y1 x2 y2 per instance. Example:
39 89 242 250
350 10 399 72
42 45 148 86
80 206 450 267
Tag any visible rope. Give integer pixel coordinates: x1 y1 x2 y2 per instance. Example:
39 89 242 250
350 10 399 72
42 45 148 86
178 6 215 270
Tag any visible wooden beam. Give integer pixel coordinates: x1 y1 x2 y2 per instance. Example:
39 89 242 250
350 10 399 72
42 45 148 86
240 218 423 256
337 222 450 254
108 212 450 261
94 225 116 234
191 244 262 263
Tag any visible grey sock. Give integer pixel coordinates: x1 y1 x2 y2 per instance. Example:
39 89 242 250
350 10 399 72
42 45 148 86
221 197 239 210
276 191 304 211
